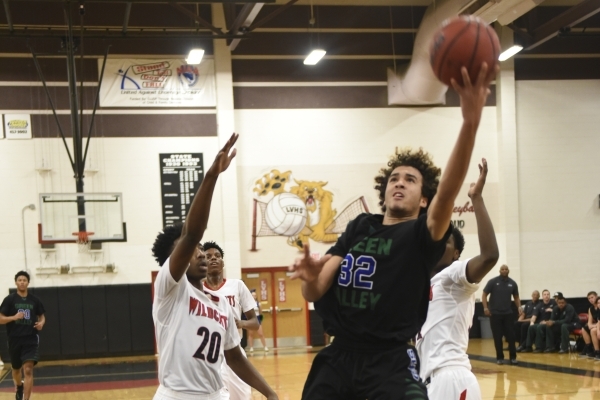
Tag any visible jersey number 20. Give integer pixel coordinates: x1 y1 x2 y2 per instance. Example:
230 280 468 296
338 254 377 290
193 327 221 363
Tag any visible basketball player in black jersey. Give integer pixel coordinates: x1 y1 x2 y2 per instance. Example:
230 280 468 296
290 64 497 400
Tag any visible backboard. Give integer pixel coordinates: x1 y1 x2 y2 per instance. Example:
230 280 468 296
38 192 127 244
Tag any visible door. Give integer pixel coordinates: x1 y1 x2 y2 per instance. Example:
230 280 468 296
242 268 309 349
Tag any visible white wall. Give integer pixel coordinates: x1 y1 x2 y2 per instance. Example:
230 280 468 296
0 135 223 294
516 80 600 298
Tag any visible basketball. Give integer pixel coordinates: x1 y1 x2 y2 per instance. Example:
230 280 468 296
429 15 500 87
265 193 307 236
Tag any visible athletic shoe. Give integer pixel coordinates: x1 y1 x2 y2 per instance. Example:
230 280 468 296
15 382 23 400
544 348 557 353
510 359 518 365
497 359 504 365
558 349 568 354
264 347 269 352
249 347 254 352
533 349 544 353
521 347 533 353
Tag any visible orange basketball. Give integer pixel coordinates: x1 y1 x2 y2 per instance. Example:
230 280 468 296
429 15 500 87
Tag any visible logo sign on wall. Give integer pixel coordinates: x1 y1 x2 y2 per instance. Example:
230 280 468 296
260 279 268 302
3 114 32 139
159 153 204 227
99 59 216 108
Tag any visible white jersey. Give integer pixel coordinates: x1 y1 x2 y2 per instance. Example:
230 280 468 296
204 279 255 336
153 258 240 396
416 259 478 381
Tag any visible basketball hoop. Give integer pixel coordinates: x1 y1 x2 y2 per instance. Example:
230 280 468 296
73 231 94 253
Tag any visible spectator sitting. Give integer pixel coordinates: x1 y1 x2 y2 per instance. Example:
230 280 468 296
543 295 581 354
521 289 556 353
593 297 600 360
580 291 599 358
515 290 540 352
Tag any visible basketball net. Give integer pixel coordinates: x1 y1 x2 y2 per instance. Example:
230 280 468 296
73 231 94 254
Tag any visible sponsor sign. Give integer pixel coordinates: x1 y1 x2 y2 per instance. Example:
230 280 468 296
100 59 216 107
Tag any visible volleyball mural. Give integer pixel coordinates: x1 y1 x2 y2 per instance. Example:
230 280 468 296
251 169 369 251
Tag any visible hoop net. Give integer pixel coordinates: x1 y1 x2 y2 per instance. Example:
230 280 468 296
73 231 95 253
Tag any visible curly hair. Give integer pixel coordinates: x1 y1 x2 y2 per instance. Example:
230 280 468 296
451 227 465 257
203 241 224 259
374 148 441 214
15 270 30 282
151 224 184 267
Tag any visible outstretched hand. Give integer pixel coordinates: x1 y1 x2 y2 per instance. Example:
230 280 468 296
207 133 238 177
468 158 488 199
288 243 332 283
451 63 499 124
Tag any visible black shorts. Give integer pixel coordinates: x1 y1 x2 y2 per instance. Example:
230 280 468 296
302 341 427 400
257 315 263 324
8 335 39 369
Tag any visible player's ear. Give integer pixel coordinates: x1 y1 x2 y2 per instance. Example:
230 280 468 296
420 196 429 209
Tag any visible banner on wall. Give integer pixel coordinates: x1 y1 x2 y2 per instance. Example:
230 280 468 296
3 114 32 139
278 278 286 303
260 279 268 302
99 59 216 107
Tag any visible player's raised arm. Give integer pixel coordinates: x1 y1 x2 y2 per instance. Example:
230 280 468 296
464 158 499 283
169 133 238 282
288 243 342 302
224 346 278 400
427 64 497 240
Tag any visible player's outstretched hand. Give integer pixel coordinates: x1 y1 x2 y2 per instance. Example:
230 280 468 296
206 133 238 177
289 243 331 283
34 321 45 331
451 63 499 124
468 158 488 199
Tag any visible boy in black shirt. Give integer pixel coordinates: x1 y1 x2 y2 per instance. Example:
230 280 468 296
0 271 46 400
290 64 497 399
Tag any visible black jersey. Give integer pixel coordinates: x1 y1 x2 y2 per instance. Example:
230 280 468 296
315 212 451 348
0 292 46 338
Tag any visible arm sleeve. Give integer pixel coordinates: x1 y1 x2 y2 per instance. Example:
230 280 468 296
512 281 519 297
223 305 241 350
153 257 186 325
326 214 364 257
0 296 11 316
483 279 494 294
561 306 575 324
239 282 256 314
416 213 452 272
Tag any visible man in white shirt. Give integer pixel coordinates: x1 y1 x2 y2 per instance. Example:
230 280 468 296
151 133 278 400
203 241 260 399
416 159 499 400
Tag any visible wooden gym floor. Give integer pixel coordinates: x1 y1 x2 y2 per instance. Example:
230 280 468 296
0 339 599 399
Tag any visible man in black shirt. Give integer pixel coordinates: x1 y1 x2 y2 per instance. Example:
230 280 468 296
580 291 598 357
0 271 46 400
482 265 523 364
515 290 540 351
543 296 581 353
521 289 556 353
290 64 497 399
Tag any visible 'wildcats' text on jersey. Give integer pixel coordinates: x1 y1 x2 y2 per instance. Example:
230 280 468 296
416 259 478 381
153 258 240 396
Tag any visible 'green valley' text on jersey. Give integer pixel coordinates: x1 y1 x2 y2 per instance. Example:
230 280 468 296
315 213 451 347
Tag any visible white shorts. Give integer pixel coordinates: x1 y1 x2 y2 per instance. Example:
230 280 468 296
153 384 222 400
427 366 481 400
220 348 251 400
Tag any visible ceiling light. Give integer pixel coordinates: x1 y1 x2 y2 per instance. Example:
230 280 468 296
304 49 326 65
498 45 523 61
186 49 204 65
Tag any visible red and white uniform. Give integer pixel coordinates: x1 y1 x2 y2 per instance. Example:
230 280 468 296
416 259 482 400
204 279 255 400
153 258 240 400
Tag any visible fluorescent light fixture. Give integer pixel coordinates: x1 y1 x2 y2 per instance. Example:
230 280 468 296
304 49 326 65
498 45 523 61
185 49 204 65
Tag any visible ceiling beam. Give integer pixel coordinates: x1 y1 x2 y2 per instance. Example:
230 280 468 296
2 0 13 32
223 3 236 31
523 0 600 49
248 0 298 31
122 2 132 35
228 3 264 50
0 29 243 39
169 2 224 36
17 0 275 3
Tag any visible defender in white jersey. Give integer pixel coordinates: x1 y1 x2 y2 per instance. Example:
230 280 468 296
416 159 499 400
203 241 259 400
151 133 278 400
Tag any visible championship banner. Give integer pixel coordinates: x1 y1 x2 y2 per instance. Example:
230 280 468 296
3 114 32 139
99 59 216 108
